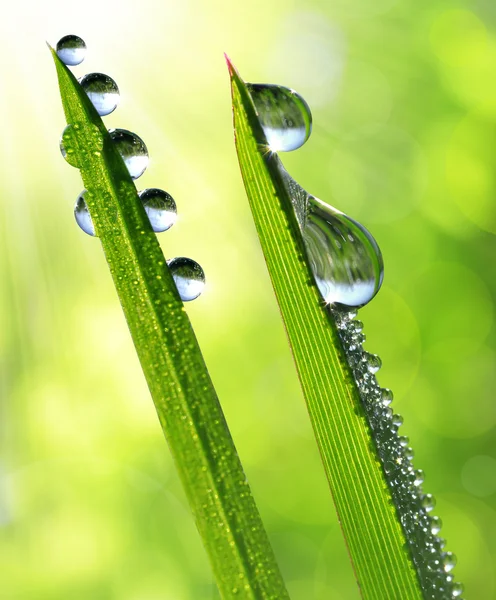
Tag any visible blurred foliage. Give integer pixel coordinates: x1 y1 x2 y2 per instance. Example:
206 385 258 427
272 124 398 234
0 0 495 598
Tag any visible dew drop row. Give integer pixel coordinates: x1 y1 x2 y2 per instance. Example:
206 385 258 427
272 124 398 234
249 81 463 598
56 35 205 302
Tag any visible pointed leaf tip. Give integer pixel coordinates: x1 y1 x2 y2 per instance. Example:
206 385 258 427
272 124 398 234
224 53 237 78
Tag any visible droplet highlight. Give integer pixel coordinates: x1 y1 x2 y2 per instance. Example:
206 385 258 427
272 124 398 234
74 190 95 236
168 257 205 302
139 188 177 232
80 73 120 116
109 129 149 179
56 34 86 66
247 83 312 152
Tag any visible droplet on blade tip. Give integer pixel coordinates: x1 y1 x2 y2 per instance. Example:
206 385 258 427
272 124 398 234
56 34 86 66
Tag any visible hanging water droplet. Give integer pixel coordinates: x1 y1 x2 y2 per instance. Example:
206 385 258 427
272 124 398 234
451 582 464 597
275 158 383 308
109 129 149 179
443 552 457 572
74 190 95 236
414 470 425 486
392 414 404 427
431 516 442 535
380 388 393 406
421 493 436 512
168 257 205 302
139 188 177 232
56 34 86 66
247 83 312 152
79 73 120 116
365 353 382 373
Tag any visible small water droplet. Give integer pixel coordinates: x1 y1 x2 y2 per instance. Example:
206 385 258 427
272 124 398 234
74 190 95 236
366 353 382 373
452 582 464 597
60 122 104 168
168 257 205 302
443 552 457 572
414 470 425 486
56 34 86 66
247 83 312 152
422 493 436 512
431 516 442 535
139 188 177 232
109 129 149 179
380 388 393 406
80 73 120 116
392 414 404 427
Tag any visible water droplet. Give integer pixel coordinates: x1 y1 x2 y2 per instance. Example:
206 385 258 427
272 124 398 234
380 388 393 406
431 516 442 535
422 493 436 512
60 122 104 168
247 83 312 152
168 257 205 302
109 129 149 179
60 124 82 167
452 582 464 597
74 190 95 236
414 470 425 486
56 34 86 66
80 73 120 116
139 188 177 232
392 414 404 427
366 353 382 373
443 552 457 572
275 158 383 308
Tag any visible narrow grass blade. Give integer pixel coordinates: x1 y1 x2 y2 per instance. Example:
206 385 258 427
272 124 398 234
50 48 290 600
228 59 423 600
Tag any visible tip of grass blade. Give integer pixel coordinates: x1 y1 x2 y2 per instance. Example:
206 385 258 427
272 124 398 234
224 53 239 78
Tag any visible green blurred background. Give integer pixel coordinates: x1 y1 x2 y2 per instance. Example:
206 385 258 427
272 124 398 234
1 0 495 597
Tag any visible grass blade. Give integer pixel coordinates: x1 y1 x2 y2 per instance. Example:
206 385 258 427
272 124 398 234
228 58 424 599
50 47 290 600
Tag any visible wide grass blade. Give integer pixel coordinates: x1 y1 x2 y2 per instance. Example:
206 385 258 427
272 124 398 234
228 58 423 600
51 47 290 600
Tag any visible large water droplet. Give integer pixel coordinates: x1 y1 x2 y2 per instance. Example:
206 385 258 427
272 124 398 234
74 190 95 236
451 582 464 597
139 188 177 232
56 35 86 66
443 552 457 572
275 158 383 308
60 124 82 167
431 516 442 535
109 129 149 179
80 73 120 116
168 257 205 302
247 83 312 152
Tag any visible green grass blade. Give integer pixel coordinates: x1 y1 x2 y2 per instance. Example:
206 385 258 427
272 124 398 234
228 59 423 600
50 47 290 600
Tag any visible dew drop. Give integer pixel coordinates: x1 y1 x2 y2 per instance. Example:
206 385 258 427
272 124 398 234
380 388 394 406
109 129 149 179
80 73 120 116
168 257 205 302
139 188 177 232
452 582 464 597
74 190 95 236
422 493 436 512
443 552 457 572
431 516 442 535
60 124 82 167
247 83 312 152
366 353 382 373
414 469 425 486
60 122 104 168
275 158 383 308
56 34 86 66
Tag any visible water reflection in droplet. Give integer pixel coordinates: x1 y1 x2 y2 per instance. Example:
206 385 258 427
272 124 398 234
247 83 312 152
56 35 86 66
109 128 149 179
168 257 205 302
139 188 177 232
74 190 95 236
80 73 120 116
